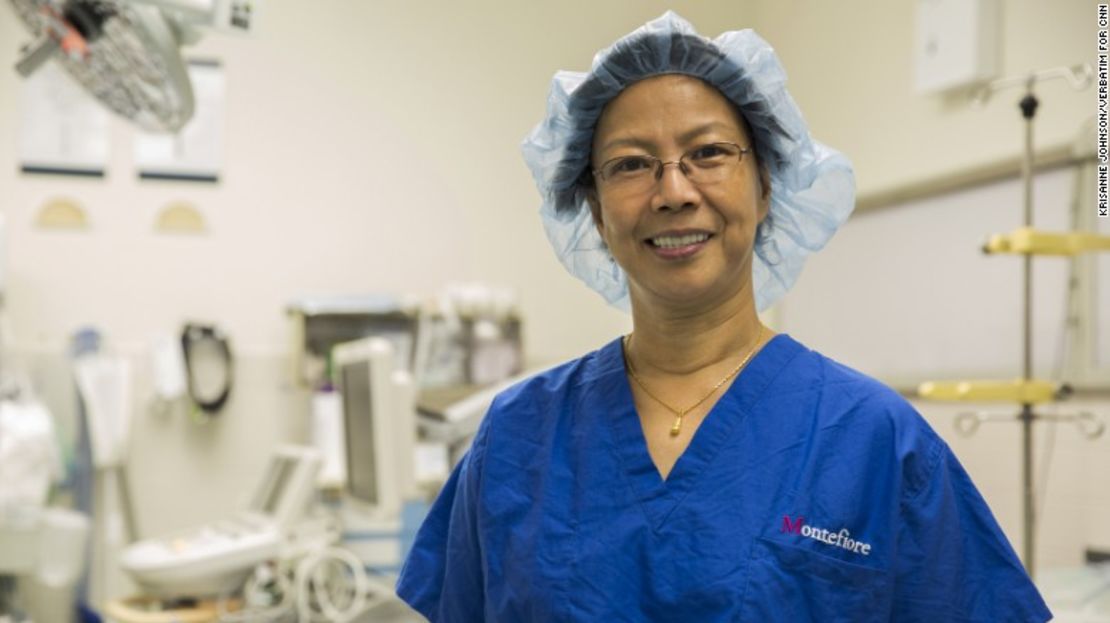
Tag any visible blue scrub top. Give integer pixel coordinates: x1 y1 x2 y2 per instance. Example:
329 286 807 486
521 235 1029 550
396 333 1052 622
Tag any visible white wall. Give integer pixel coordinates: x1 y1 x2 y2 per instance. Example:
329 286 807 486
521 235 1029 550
749 0 1094 198
0 0 1103 605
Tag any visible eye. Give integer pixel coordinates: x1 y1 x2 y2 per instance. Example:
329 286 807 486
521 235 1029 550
688 143 736 162
605 156 653 176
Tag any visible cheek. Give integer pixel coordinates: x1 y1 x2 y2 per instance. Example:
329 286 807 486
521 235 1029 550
710 183 762 224
598 205 640 239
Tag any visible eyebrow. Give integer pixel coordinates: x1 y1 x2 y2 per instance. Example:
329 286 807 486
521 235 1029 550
597 121 740 155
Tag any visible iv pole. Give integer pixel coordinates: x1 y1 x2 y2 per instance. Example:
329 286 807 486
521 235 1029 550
1018 73 1041 577
919 63 1109 578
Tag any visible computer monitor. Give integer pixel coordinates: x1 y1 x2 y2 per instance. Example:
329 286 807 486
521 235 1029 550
245 445 321 528
332 337 416 519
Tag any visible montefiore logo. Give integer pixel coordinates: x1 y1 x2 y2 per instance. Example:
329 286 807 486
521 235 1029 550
780 515 872 556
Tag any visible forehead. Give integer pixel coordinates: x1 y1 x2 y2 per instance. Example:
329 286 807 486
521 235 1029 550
592 74 747 151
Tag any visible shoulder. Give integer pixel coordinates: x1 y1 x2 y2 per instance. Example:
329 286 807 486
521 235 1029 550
793 341 913 414
787 336 945 496
800 340 932 428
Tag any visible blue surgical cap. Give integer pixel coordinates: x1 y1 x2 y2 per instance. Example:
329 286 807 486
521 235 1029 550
520 11 856 312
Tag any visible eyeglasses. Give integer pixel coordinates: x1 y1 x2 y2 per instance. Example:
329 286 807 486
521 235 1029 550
592 142 750 194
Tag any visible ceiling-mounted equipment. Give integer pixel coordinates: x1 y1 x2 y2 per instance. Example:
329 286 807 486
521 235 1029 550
8 0 258 133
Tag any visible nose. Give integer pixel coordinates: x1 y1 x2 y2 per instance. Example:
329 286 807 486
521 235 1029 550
651 160 700 213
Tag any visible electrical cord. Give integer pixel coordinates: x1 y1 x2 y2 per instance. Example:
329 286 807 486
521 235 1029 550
1033 328 1063 537
216 548 398 622
1032 159 1088 545
295 547 395 623
217 561 296 623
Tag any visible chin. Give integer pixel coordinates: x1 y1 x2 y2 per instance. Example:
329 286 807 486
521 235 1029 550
635 281 727 308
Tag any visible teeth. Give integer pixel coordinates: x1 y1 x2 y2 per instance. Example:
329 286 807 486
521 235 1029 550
651 233 709 248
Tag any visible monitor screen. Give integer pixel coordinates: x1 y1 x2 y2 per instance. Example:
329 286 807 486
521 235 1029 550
252 456 295 515
341 360 378 505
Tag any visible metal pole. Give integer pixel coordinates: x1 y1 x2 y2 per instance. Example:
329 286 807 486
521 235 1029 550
1019 86 1039 576
965 62 1093 579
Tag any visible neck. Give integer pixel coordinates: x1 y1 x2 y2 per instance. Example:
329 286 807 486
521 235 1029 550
626 282 771 376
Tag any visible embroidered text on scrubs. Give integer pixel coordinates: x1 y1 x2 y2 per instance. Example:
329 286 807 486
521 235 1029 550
780 515 872 556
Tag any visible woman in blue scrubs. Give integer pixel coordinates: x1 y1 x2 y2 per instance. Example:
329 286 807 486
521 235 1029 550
397 12 1052 622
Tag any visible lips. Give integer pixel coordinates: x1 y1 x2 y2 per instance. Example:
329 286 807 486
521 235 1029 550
645 229 715 246
644 230 714 259
649 233 710 248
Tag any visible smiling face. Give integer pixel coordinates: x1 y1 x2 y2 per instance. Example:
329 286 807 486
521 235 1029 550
587 74 771 313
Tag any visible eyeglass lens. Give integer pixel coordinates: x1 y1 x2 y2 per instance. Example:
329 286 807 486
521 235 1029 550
598 142 745 192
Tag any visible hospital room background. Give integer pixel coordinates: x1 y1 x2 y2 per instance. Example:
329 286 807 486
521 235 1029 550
0 1 1106 621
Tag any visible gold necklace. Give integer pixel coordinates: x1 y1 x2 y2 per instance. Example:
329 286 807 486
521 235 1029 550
623 324 766 437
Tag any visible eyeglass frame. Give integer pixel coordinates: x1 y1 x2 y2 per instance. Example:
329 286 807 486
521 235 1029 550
589 141 752 190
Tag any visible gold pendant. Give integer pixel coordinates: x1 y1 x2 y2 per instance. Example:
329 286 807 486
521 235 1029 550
670 415 683 437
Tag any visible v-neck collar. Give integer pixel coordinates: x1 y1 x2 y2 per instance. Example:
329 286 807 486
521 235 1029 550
590 332 805 531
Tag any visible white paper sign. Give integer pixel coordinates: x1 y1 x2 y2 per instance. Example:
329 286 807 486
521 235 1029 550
19 62 110 177
134 59 224 182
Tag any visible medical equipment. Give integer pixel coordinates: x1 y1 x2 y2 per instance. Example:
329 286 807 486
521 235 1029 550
918 63 1108 577
287 294 424 389
72 344 144 608
309 387 345 489
416 365 553 467
108 547 394 623
0 400 61 509
0 396 88 623
0 507 90 623
120 445 336 598
330 336 422 583
311 336 450 620
422 284 523 387
150 331 188 418
8 0 258 133
288 289 524 395
73 352 133 471
1038 562 1110 623
333 337 417 522
520 11 855 313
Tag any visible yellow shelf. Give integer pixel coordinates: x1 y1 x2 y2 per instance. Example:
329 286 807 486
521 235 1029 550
917 379 1058 404
984 226 1110 256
